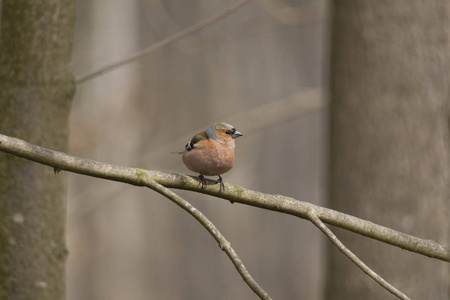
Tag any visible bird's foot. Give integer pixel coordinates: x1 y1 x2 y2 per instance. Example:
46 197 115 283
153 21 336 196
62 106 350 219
216 175 225 193
198 174 207 189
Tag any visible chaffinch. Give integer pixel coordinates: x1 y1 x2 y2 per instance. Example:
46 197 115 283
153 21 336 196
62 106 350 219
180 123 243 192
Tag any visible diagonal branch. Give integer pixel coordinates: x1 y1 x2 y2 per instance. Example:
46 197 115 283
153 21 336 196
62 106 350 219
0 133 449 264
147 179 271 299
306 208 410 300
76 0 249 84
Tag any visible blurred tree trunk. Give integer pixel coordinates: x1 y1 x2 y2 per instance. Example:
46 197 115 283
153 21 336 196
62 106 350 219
327 1 450 299
0 1 75 299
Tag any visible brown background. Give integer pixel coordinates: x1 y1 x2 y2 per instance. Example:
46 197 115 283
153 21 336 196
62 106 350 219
67 1 328 299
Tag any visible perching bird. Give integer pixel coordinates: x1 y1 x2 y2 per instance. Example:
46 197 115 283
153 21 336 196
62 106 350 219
179 123 243 192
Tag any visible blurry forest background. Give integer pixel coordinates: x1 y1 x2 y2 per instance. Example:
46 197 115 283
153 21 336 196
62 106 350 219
68 0 328 299
1 0 448 299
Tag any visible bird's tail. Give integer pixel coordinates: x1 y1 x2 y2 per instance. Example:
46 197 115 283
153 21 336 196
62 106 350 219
170 150 185 154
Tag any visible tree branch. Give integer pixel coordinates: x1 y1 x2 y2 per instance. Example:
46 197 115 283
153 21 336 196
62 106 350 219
0 132 449 265
75 0 249 84
147 179 271 299
306 208 410 300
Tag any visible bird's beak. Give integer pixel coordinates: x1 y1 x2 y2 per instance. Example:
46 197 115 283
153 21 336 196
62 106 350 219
232 131 244 138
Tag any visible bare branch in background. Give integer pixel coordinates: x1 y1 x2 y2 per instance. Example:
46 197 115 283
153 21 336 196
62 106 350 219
75 0 329 84
76 0 250 84
253 0 327 25
1 133 448 298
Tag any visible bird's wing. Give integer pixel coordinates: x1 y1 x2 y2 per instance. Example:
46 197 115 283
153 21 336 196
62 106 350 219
190 132 208 145
182 132 208 152
172 132 208 154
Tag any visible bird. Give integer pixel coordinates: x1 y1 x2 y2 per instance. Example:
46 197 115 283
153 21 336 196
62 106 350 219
179 123 243 192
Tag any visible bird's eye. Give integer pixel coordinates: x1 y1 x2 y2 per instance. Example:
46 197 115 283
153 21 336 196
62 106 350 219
225 128 236 135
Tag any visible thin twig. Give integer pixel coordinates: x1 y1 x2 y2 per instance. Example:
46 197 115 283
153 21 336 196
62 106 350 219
306 208 411 300
0 133 449 264
76 0 249 84
146 179 271 299
253 0 326 25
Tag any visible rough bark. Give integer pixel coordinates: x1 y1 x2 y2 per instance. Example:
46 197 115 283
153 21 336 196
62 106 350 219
328 1 450 299
0 1 76 299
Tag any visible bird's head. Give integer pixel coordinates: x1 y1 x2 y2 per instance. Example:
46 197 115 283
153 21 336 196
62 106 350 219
207 123 244 146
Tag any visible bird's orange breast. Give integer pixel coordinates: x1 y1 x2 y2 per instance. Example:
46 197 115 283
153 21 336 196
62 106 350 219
182 139 235 176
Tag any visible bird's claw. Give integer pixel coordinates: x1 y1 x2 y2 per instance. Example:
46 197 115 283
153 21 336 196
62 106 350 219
198 174 207 189
197 174 225 193
216 175 225 193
